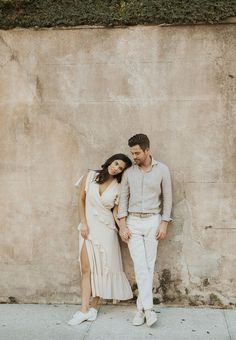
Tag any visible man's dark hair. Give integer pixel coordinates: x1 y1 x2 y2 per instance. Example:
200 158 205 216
128 134 150 151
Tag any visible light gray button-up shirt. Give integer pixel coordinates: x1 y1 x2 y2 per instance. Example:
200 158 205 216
117 157 172 221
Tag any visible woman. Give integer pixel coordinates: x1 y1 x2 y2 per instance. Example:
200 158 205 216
68 154 133 325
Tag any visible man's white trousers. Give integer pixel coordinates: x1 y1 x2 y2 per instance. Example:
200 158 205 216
127 214 160 311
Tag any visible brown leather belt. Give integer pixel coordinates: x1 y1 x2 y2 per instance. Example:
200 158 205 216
129 212 157 218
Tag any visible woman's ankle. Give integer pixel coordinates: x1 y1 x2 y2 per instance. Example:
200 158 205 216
90 297 100 308
81 306 89 313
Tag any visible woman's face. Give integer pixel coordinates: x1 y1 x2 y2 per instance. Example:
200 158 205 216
108 159 126 176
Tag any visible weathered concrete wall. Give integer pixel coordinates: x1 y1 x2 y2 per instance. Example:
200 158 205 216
0 25 235 306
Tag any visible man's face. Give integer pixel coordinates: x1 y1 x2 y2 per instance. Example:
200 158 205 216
130 145 149 165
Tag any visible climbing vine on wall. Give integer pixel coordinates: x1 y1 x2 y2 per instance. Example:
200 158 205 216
0 0 235 29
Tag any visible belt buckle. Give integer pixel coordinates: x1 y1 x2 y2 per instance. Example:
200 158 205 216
140 213 150 218
142 213 155 218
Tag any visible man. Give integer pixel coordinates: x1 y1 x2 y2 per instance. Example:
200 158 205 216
118 133 172 327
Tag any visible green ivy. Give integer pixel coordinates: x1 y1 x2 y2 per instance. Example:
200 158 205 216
0 0 235 29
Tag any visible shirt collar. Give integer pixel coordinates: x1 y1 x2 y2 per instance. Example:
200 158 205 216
151 156 158 166
134 156 158 169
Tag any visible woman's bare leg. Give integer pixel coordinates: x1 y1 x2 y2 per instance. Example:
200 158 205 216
80 242 91 313
90 296 100 309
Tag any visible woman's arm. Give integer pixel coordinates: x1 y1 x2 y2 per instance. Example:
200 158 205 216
78 173 89 239
113 205 120 228
113 206 130 244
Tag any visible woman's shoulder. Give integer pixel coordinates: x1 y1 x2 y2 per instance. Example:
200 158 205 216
87 170 99 182
74 170 97 189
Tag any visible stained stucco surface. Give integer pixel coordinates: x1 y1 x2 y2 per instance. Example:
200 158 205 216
0 25 235 306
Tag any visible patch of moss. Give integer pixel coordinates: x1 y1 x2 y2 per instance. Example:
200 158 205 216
209 293 223 307
153 297 161 304
160 268 172 302
0 0 235 29
8 296 18 303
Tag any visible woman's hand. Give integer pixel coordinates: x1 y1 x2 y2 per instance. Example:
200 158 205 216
119 226 131 243
81 224 89 240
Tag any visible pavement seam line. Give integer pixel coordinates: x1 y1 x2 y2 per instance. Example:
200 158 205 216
223 310 232 340
83 305 101 340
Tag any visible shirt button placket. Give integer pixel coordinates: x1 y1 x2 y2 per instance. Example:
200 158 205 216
141 172 144 213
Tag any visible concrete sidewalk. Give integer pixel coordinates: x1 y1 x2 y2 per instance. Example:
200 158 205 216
0 304 235 340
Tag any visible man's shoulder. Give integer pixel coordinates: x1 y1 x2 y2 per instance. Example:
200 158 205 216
155 160 170 173
123 165 136 175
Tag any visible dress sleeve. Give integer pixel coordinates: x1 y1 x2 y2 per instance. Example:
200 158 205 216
85 170 96 192
114 183 121 205
74 175 84 188
114 195 119 205
74 170 95 192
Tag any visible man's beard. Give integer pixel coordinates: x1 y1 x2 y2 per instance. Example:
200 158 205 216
134 159 141 164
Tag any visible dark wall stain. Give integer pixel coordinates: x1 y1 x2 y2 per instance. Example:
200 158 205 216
24 114 31 134
159 268 172 302
36 76 43 101
8 296 18 303
209 293 223 307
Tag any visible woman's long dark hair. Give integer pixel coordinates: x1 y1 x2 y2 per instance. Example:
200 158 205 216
95 153 132 184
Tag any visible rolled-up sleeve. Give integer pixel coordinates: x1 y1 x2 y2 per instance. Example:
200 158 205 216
161 166 173 222
117 170 130 219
